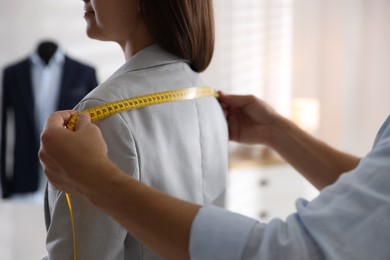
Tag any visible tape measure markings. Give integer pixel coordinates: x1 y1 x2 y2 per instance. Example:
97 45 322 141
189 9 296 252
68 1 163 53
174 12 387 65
66 86 217 131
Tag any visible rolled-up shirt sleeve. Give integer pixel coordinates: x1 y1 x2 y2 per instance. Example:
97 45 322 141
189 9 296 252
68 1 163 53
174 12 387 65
189 205 323 260
190 205 259 260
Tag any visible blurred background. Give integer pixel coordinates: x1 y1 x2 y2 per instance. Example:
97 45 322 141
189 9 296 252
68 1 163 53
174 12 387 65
1 0 390 259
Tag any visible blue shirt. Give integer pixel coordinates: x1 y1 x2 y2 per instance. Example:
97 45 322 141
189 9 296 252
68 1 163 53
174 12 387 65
190 115 390 260
31 49 65 137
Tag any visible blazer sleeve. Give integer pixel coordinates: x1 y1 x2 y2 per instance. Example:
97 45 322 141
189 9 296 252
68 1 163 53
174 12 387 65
1 68 11 198
88 67 98 92
46 99 139 260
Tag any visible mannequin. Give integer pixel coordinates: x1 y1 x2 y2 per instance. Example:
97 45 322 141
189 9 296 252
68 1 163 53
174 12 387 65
37 41 58 65
1 42 98 199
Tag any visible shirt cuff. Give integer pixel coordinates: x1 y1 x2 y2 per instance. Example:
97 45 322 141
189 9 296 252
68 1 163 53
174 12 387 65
189 205 259 260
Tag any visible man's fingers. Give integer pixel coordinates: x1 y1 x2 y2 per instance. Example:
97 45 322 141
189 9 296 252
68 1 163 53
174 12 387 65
218 92 257 108
39 148 63 180
44 110 78 130
74 113 91 131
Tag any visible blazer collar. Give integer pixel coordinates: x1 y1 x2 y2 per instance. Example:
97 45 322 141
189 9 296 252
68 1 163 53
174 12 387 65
108 44 190 80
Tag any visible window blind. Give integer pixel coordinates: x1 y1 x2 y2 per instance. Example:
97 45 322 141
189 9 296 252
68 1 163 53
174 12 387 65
212 0 293 115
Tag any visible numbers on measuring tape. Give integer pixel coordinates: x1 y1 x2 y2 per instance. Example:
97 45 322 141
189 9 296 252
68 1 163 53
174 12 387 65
66 86 217 131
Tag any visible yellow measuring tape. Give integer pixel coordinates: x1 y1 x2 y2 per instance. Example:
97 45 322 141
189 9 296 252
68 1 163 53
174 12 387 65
64 86 218 260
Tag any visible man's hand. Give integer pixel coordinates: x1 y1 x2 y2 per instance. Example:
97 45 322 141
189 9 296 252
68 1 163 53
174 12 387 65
39 111 109 198
218 92 278 145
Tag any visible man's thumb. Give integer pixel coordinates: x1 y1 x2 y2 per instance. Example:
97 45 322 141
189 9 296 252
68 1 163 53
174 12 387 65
74 113 91 131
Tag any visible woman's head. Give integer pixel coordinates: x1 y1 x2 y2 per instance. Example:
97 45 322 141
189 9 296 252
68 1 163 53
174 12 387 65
140 0 215 72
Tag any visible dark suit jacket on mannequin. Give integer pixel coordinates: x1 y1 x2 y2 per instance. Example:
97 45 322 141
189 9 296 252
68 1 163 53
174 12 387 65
1 54 98 198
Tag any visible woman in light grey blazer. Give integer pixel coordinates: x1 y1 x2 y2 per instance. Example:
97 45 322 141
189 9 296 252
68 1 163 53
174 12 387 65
45 0 228 259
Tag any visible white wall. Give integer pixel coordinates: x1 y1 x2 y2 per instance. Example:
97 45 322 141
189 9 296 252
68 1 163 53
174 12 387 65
0 201 46 260
292 0 390 155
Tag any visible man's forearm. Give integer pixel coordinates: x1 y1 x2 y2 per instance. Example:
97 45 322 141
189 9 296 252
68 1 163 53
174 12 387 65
85 161 201 260
270 115 360 190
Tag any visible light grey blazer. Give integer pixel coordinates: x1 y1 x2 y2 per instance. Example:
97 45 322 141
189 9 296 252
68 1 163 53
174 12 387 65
45 44 228 259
